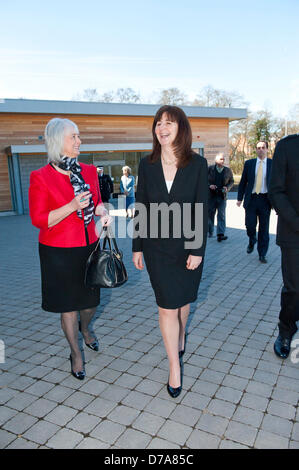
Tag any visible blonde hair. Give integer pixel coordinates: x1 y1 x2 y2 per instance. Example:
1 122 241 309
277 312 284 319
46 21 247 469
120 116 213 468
122 166 131 174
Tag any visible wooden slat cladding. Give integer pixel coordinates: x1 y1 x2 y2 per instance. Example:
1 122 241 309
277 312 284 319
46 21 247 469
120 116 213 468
0 153 12 211
0 113 229 212
189 117 229 162
0 114 228 150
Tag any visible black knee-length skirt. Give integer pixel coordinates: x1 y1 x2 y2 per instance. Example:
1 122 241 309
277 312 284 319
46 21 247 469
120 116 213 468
39 242 100 313
143 239 204 310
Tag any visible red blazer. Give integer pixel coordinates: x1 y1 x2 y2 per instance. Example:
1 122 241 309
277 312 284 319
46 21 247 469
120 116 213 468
29 163 102 247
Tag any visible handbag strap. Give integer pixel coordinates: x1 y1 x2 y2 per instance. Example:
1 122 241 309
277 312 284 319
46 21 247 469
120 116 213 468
101 226 121 254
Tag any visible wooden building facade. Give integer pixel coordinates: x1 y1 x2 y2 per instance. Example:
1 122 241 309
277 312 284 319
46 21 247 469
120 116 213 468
0 99 247 214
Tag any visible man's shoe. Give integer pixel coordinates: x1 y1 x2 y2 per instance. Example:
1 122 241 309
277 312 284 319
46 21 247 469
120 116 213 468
274 335 291 359
259 256 267 263
247 244 254 254
208 232 213 238
217 234 227 242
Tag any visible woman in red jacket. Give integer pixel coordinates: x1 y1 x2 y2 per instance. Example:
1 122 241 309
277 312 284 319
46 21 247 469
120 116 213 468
29 118 112 380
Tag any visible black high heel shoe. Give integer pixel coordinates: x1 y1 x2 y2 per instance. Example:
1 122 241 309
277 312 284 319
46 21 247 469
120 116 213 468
78 321 99 351
167 359 183 399
85 339 99 351
179 333 187 358
167 382 182 398
69 355 85 380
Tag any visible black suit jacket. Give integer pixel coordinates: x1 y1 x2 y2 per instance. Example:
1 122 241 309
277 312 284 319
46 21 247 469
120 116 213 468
132 153 208 257
237 158 272 209
268 134 299 247
98 174 114 202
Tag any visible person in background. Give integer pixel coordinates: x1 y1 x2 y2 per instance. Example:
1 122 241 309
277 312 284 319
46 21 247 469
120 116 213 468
132 105 208 398
237 141 272 263
269 134 299 359
208 153 234 241
29 118 112 381
120 166 135 218
96 166 114 209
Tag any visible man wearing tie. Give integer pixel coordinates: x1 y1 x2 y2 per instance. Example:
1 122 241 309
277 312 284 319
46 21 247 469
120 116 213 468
237 141 272 263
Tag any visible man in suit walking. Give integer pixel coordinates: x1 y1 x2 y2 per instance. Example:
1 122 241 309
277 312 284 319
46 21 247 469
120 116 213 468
208 153 234 242
237 141 272 263
268 134 299 359
97 166 114 207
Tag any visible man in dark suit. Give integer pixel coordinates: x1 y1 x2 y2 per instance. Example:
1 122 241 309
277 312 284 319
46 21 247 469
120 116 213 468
97 166 114 205
268 134 299 359
208 153 234 242
237 141 272 263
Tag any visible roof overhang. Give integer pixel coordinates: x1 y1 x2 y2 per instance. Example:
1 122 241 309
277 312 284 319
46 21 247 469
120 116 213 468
0 98 247 122
6 141 205 155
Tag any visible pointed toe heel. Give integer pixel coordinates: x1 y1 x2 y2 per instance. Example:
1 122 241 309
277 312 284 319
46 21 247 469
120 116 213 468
69 355 85 380
179 333 187 358
79 321 99 352
85 339 99 351
167 382 182 398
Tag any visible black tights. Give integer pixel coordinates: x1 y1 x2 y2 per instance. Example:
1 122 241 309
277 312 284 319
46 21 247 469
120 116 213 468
61 307 96 372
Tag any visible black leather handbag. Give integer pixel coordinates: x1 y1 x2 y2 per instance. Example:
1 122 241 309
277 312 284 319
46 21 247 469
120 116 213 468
84 227 128 288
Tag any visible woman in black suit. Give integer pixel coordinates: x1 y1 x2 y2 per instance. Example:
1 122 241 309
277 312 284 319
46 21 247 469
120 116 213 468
132 105 208 398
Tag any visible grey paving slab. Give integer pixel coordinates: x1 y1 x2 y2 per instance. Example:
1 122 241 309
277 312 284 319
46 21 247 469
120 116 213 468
0 205 298 449
186 429 221 449
90 419 125 444
46 428 84 449
115 428 152 449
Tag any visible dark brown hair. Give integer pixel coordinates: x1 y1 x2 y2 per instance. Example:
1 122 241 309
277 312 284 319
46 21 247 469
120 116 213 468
257 140 269 149
148 105 193 167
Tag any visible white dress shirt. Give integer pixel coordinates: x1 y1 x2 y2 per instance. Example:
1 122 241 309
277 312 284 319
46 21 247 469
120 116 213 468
253 157 268 194
166 180 173 193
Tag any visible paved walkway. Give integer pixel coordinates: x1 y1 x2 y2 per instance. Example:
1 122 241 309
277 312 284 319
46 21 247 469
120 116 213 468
1 196 299 449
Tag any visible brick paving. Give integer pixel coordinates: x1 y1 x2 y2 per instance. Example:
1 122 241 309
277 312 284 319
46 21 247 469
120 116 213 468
0 195 299 449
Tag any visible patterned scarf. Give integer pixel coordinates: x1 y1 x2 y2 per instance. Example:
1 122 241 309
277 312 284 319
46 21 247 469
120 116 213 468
58 156 94 226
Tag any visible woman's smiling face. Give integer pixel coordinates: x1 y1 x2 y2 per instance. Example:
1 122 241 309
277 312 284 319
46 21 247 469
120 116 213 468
155 113 179 148
62 126 81 158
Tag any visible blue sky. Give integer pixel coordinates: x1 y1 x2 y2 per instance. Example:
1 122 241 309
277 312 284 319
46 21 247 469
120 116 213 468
1 0 299 116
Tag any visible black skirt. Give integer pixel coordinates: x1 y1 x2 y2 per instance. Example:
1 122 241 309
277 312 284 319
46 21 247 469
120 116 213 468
39 242 100 313
143 239 204 310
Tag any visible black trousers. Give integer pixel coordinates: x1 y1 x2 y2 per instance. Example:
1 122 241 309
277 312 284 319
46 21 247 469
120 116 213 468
245 194 271 257
279 247 299 338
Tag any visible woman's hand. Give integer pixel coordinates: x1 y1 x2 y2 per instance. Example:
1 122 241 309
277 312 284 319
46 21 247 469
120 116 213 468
100 214 113 226
186 255 202 270
133 252 144 270
69 191 91 212
95 204 113 226
48 191 91 227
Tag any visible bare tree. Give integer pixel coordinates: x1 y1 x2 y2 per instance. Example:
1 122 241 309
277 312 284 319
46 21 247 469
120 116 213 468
193 85 246 108
73 87 140 103
157 87 188 105
81 88 101 101
101 91 115 102
285 103 299 134
115 88 140 103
